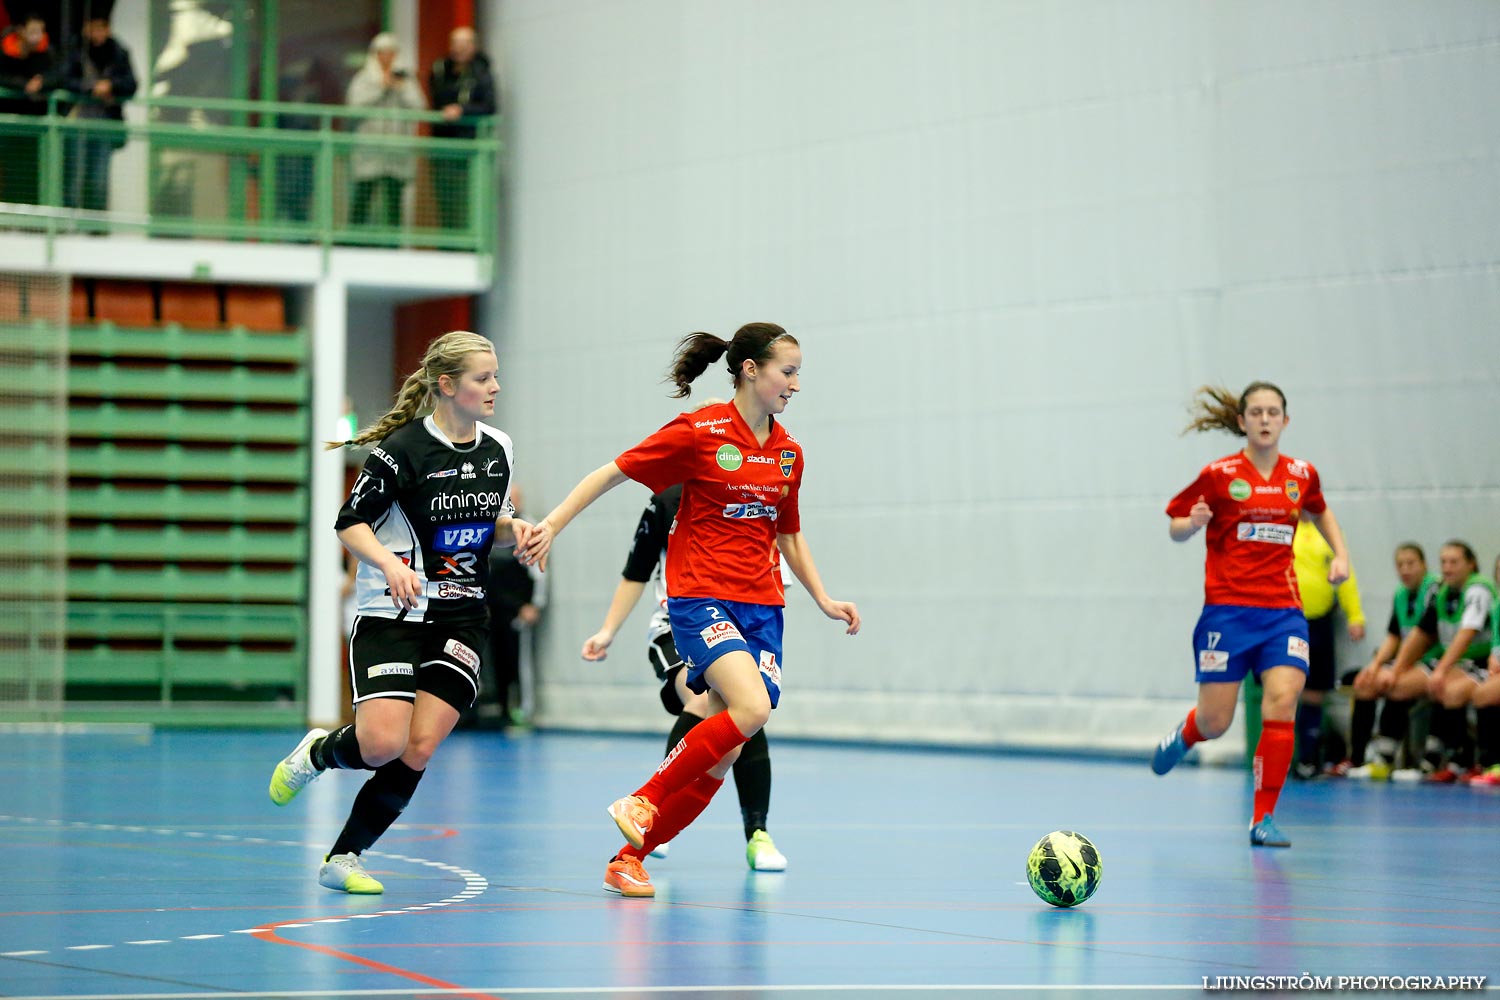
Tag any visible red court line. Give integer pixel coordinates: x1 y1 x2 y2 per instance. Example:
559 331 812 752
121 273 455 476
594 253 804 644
250 918 504 1000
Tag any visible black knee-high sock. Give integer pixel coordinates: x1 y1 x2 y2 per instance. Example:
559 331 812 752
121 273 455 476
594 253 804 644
665 710 705 759
1294 701 1323 767
1402 699 1431 768
1349 698 1377 765
1378 698 1411 745
1431 706 1467 766
1475 706 1500 769
732 728 771 839
312 725 369 771
328 759 424 858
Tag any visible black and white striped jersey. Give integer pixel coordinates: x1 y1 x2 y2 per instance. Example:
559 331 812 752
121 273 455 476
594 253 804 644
335 415 515 624
620 484 682 644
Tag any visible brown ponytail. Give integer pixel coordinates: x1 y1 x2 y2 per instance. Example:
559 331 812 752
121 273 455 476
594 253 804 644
1183 380 1287 436
666 332 731 399
665 322 798 398
328 330 496 449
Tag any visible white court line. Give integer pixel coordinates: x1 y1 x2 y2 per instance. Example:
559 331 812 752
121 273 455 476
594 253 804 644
0 815 490 959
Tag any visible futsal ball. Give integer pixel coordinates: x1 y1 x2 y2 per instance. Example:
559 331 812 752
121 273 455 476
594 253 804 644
1026 830 1102 907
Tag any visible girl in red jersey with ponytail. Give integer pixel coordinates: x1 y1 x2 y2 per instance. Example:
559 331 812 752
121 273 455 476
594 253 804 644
520 322 860 896
1151 382 1351 848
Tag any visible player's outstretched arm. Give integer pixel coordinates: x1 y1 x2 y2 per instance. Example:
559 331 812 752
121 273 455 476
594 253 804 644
1303 508 1351 585
494 515 533 550
777 531 860 635
583 578 648 661
519 462 629 571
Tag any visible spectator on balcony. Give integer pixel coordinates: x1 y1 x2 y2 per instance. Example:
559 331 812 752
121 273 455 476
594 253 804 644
428 26 496 232
346 32 425 230
60 15 138 215
0 12 55 206
275 56 341 227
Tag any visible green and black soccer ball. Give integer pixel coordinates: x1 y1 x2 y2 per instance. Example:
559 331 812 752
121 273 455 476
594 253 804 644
1026 830 1102 907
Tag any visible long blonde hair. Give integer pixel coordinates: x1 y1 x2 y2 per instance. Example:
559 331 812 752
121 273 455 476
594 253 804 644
330 330 496 450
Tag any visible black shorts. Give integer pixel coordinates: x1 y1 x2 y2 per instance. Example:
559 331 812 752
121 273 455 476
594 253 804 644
1423 658 1488 683
349 615 486 713
649 632 687 716
1304 612 1337 692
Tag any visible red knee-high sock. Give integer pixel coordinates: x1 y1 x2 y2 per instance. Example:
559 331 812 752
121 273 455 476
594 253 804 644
1252 720 1295 823
635 710 747 805
1182 708 1205 748
619 774 725 861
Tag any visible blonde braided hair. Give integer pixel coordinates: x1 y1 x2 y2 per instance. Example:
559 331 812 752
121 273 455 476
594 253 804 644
328 330 496 450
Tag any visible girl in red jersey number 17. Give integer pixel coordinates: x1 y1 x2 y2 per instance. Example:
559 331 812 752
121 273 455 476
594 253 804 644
519 322 860 897
1151 382 1351 849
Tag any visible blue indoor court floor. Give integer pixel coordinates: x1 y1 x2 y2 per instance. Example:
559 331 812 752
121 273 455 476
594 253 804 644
1 728 1496 1000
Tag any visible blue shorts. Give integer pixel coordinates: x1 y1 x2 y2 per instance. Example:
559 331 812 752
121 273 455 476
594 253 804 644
667 597 785 709
1192 604 1310 684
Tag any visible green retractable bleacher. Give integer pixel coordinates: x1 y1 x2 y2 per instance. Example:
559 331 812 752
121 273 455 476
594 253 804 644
62 307 311 725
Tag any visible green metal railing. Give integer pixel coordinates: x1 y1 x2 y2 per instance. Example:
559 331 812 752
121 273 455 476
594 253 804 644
0 90 499 256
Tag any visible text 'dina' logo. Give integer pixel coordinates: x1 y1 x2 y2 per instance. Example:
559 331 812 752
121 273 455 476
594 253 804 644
1228 478 1251 502
716 444 743 471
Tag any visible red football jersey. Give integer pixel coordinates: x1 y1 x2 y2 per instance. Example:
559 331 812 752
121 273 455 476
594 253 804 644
615 401 802 606
1166 452 1327 609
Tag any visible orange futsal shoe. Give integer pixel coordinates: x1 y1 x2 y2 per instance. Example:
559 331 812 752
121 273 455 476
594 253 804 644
608 795 659 850
603 854 655 898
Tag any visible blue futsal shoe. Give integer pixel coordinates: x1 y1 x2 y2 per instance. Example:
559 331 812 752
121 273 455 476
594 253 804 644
1249 814 1291 848
1151 722 1187 775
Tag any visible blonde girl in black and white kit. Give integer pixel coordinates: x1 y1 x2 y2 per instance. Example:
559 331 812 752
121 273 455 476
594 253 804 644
268 331 531 894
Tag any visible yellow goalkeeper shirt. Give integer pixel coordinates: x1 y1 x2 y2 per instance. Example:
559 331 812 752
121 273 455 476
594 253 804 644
1293 520 1365 623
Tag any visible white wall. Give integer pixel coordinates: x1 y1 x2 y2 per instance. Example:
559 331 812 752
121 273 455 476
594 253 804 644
343 294 398 437
484 0 1500 755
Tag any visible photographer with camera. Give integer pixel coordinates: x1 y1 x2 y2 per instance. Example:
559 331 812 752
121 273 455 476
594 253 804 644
346 32 426 230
